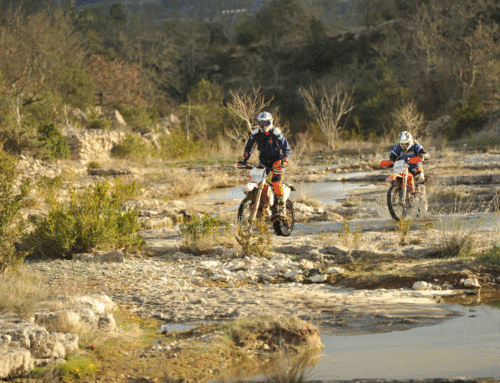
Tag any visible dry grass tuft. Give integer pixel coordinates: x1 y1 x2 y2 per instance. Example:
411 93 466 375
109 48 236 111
261 350 320 383
431 195 484 259
0 267 58 318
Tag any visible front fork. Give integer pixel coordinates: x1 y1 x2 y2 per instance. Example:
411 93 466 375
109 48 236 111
400 169 408 215
250 181 265 226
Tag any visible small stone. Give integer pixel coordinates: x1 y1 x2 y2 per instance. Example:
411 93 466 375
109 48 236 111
212 274 229 282
310 274 327 283
72 253 94 262
464 278 480 288
291 275 304 283
324 267 345 274
412 281 429 290
283 270 301 278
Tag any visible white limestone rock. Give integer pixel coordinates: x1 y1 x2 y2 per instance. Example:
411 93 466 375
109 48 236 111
412 281 430 290
310 274 328 283
324 267 345 274
0 348 31 379
464 278 480 288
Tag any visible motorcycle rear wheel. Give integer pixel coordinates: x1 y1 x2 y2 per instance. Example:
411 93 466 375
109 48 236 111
273 200 295 237
387 185 411 221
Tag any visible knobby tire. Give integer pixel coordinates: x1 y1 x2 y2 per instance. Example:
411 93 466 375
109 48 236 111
273 200 295 237
387 184 410 221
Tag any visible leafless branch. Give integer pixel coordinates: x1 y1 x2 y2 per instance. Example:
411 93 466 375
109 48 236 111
225 86 273 144
299 81 355 149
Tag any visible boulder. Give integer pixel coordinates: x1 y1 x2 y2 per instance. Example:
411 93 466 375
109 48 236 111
0 318 78 378
69 108 88 125
0 348 31 379
100 110 127 129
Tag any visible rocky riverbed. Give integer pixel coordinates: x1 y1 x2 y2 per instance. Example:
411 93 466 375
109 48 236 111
3 149 500 382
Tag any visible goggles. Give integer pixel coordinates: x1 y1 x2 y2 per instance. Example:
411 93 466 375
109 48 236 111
258 120 271 128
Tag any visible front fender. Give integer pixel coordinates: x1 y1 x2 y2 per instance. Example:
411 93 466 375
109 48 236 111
385 173 415 189
385 174 401 184
243 182 258 193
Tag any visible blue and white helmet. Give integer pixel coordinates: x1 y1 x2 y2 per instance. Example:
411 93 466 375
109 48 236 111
257 111 273 133
399 131 413 151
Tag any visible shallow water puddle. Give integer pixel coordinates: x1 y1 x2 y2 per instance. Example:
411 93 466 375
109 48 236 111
203 181 375 205
311 303 500 380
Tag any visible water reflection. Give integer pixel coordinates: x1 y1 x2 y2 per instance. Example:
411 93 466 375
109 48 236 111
312 303 500 380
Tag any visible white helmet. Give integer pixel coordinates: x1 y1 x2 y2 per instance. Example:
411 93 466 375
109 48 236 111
257 111 273 133
399 131 413 151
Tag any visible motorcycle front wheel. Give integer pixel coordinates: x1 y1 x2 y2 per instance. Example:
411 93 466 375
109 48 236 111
387 185 411 221
273 200 295 237
237 197 254 231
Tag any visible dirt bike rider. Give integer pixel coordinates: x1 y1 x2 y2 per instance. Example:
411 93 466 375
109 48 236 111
236 112 291 218
389 131 430 210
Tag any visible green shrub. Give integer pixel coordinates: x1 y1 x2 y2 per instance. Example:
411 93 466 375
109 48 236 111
87 161 101 169
351 67 407 136
450 97 487 138
236 25 259 46
119 105 157 133
179 213 230 255
396 216 411 245
28 179 143 259
87 107 111 130
36 175 65 205
0 150 29 273
476 246 500 267
37 123 70 161
236 217 273 258
111 133 153 161
160 127 203 160
54 355 99 381
338 220 361 248
0 103 40 155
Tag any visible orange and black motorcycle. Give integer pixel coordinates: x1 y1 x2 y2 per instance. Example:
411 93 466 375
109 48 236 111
234 164 295 236
380 156 427 221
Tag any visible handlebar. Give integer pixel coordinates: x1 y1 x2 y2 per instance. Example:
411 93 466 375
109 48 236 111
234 163 284 173
379 157 426 168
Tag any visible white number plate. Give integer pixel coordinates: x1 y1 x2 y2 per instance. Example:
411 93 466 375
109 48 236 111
393 160 405 173
249 168 266 183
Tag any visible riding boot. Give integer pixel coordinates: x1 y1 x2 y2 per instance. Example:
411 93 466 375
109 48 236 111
274 195 286 218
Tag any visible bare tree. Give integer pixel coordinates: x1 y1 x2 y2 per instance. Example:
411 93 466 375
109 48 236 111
298 81 355 149
399 0 500 107
225 86 273 144
391 101 427 138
